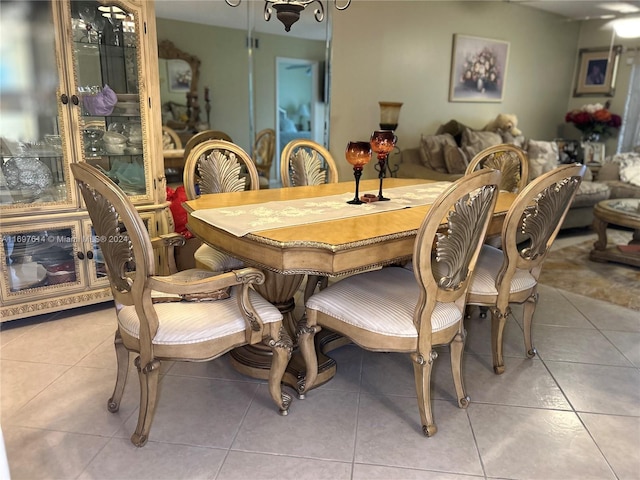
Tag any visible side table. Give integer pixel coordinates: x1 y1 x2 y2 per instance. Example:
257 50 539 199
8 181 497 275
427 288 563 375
590 198 640 267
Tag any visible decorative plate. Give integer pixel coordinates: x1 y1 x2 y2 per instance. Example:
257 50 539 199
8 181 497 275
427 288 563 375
1 157 53 198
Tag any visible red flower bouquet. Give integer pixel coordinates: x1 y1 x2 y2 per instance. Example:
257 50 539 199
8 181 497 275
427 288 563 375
565 103 622 141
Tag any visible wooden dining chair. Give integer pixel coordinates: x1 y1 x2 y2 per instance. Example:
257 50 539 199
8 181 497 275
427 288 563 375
183 139 259 272
465 144 529 194
280 139 339 187
253 128 276 185
183 129 234 163
466 163 586 374
70 162 291 447
300 169 502 436
280 139 340 301
162 125 183 150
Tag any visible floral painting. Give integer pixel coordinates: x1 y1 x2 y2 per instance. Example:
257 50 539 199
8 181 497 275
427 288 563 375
167 59 192 93
449 35 510 103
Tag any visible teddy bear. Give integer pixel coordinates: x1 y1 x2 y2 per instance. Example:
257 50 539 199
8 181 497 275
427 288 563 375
483 113 522 136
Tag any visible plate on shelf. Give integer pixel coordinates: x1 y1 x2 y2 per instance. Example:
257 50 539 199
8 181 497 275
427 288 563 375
1 157 53 198
9 262 47 291
116 94 138 103
114 102 140 116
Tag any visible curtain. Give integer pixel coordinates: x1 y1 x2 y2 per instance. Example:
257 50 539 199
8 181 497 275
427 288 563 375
618 54 640 153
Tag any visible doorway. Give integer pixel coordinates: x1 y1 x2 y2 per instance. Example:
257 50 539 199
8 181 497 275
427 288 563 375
274 57 324 186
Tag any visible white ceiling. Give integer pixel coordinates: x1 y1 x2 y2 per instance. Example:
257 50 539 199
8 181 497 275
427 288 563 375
154 1 640 40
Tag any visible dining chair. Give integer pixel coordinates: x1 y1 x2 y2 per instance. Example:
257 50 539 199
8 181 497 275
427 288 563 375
183 139 260 272
465 144 529 194
466 163 586 374
280 139 339 187
70 162 291 447
162 125 183 150
253 128 276 185
183 129 234 162
280 139 340 301
300 168 502 436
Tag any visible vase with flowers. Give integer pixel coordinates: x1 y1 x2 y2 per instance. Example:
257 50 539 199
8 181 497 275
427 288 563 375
565 102 622 143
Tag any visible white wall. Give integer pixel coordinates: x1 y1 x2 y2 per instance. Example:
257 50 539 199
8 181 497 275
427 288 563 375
330 1 582 180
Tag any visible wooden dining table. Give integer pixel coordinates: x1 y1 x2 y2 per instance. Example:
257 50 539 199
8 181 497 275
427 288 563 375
184 178 516 394
163 148 185 170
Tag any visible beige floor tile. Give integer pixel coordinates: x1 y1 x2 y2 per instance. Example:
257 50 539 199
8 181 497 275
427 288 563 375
601 330 640 367
561 291 640 332
121 375 260 448
463 310 527 359
3 425 109 480
545 361 640 416
7 365 138 436
0 360 70 421
353 464 484 480
469 403 616 479
315 343 363 393
354 394 483 476
78 437 227 480
579 412 640 480
218 451 352 480
233 387 358 462
533 324 634 366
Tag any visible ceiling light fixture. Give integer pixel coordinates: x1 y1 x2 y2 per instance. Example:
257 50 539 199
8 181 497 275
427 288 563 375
225 0 351 32
612 16 640 38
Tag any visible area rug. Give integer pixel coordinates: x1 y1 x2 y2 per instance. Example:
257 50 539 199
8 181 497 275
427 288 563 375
538 230 640 311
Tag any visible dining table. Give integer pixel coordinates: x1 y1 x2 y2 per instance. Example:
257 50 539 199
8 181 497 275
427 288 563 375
163 148 185 170
184 177 516 394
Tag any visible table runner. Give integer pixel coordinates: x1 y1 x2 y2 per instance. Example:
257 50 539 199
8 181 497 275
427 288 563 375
191 182 451 237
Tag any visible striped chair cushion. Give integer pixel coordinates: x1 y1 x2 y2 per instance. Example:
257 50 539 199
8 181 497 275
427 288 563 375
118 288 282 345
194 244 244 272
306 267 462 337
468 244 537 295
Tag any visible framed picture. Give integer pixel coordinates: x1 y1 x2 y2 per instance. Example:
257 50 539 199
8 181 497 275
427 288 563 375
582 142 605 165
449 34 510 102
166 59 192 93
573 46 621 97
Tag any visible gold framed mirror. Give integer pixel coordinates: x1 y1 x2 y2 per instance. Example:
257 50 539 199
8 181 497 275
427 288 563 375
157 40 206 133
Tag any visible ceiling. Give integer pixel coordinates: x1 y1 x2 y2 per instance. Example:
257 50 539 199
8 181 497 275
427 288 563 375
154 1 640 40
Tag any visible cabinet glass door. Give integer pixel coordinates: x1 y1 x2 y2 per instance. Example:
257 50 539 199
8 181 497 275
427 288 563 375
0 1 73 210
68 1 150 200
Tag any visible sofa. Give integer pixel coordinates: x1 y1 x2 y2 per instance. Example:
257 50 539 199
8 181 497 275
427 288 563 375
397 121 640 230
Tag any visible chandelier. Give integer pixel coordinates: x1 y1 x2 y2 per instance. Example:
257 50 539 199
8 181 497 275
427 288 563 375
225 0 351 32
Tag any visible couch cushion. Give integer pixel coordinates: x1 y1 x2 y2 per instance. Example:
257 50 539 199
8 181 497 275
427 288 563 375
460 128 502 158
498 129 526 148
527 140 559 181
572 181 610 208
418 133 457 173
443 144 469 174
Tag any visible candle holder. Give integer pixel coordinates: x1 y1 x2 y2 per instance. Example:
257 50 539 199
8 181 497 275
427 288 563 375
370 130 397 201
345 141 372 205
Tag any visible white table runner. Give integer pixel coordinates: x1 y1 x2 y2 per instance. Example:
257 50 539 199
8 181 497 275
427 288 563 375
191 182 451 237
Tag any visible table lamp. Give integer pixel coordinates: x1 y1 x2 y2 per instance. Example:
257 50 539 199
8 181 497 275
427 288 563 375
297 103 311 131
379 101 403 130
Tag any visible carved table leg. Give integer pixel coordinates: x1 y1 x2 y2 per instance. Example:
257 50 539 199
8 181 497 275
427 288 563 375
229 270 337 396
592 216 608 251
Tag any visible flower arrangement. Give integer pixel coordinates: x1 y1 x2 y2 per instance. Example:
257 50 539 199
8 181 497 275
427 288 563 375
565 102 622 141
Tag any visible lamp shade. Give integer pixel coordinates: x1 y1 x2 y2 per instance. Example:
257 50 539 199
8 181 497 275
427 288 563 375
379 101 403 130
297 103 310 118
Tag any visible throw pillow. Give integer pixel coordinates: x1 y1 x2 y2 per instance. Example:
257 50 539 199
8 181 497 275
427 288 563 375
281 117 297 133
527 139 559 181
418 133 456 173
498 129 526 148
460 128 502 158
618 154 640 187
443 144 469 174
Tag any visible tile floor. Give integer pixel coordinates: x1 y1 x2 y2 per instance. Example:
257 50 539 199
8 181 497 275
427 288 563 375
1 230 639 480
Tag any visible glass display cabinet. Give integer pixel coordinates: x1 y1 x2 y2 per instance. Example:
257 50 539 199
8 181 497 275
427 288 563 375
0 0 168 321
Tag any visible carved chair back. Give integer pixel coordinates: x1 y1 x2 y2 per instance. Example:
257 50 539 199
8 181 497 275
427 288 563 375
183 140 260 201
500 163 586 284
183 130 234 162
253 128 276 179
280 139 339 187
162 125 183 150
466 144 529 193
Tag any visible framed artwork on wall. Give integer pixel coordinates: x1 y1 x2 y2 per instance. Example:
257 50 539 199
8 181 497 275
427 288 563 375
166 59 192 93
449 34 510 103
573 46 621 97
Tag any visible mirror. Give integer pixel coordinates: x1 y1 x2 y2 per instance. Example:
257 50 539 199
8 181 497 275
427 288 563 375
155 3 331 186
157 40 207 135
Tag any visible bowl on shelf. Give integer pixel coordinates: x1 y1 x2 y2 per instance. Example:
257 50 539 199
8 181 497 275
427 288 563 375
104 143 126 154
102 131 127 145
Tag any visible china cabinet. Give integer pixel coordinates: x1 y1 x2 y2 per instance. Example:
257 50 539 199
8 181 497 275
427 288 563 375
0 0 169 322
